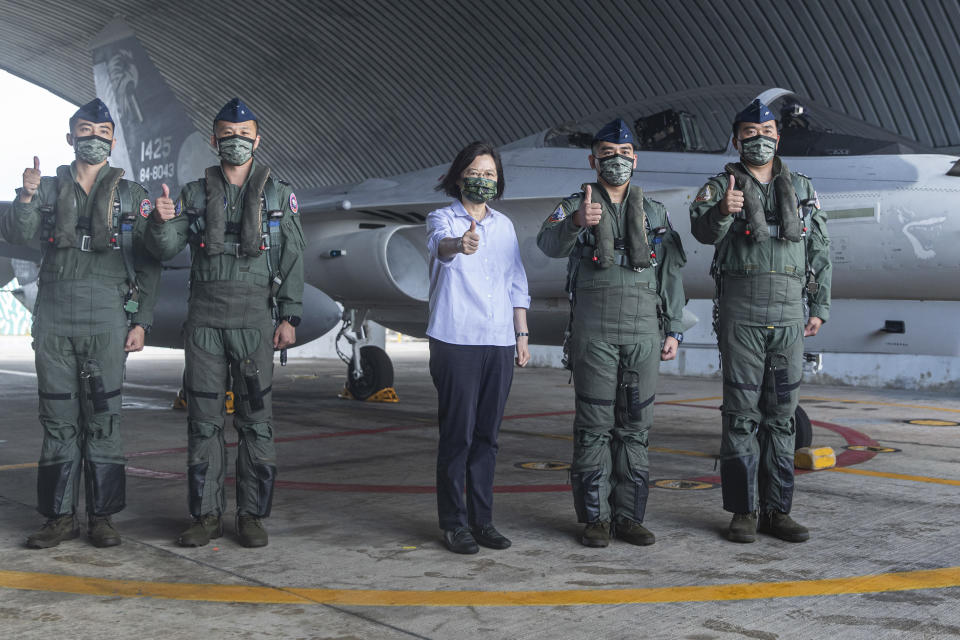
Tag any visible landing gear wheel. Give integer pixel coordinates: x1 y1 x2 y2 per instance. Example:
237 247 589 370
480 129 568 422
794 405 812 450
346 345 394 401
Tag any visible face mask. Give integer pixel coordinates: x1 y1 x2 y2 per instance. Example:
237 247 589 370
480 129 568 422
217 134 256 166
597 153 634 186
74 135 112 165
739 134 777 166
461 176 497 203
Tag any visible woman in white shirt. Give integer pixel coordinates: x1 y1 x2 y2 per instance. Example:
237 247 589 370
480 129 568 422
425 141 530 554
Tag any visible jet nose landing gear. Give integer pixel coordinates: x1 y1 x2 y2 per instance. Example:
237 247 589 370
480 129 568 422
336 309 398 402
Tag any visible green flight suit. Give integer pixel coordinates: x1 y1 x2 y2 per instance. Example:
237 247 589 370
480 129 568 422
0 162 160 518
689 158 832 515
537 182 686 524
145 161 305 519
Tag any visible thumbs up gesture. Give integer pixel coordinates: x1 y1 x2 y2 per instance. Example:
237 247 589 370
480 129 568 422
20 156 41 203
152 183 176 222
719 174 744 216
461 218 480 255
575 184 602 227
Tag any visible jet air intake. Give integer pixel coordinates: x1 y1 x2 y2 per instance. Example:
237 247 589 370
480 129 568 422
312 225 429 305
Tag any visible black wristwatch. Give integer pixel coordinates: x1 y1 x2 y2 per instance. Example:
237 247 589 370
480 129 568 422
282 315 301 327
134 323 152 335
666 331 683 344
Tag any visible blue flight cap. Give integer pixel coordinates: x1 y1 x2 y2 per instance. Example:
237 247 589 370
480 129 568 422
734 99 776 126
593 118 635 146
71 98 114 126
213 97 258 128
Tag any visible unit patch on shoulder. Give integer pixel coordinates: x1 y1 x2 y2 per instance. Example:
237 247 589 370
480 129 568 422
289 192 299 214
139 199 152 217
548 204 566 222
694 184 713 202
174 198 182 216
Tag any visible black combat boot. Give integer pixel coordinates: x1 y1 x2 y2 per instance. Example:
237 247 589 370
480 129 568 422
758 511 809 542
88 515 122 547
615 518 655 546
580 521 611 547
25 514 79 549
727 512 758 543
177 514 223 547
237 515 268 548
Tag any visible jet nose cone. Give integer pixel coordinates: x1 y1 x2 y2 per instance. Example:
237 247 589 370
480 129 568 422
298 284 341 343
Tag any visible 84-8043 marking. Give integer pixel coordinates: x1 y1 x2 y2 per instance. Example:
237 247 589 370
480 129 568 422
139 163 175 182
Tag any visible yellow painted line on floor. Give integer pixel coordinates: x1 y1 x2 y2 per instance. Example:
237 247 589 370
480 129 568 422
0 462 37 471
828 467 960 487
800 396 960 414
2 567 959 606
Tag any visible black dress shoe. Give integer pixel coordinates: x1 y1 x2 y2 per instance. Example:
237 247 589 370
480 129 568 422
472 523 512 550
443 526 479 554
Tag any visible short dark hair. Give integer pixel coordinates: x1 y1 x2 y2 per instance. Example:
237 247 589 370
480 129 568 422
436 141 505 200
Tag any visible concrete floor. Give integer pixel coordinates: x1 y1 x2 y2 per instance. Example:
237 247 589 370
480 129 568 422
1 337 959 639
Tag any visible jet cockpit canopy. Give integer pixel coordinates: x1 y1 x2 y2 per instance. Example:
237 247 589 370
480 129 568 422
543 85 932 156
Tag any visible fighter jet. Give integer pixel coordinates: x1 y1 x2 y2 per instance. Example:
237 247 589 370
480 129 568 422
3 22 959 438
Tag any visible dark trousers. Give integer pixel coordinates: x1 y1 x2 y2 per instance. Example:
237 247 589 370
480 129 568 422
429 339 515 530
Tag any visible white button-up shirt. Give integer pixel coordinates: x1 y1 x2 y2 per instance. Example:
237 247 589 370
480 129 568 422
426 200 530 347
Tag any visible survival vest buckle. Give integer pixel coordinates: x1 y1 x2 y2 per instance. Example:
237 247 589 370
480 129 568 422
79 235 93 252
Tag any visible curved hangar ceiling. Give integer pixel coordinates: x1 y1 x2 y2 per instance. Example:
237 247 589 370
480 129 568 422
2 0 959 189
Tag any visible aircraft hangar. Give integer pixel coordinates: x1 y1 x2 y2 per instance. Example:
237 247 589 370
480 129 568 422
2 0 959 188
2 1 960 638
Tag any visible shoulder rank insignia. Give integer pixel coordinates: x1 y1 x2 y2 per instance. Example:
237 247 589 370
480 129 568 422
289 192 299 214
139 198 152 218
548 204 566 222
694 184 713 203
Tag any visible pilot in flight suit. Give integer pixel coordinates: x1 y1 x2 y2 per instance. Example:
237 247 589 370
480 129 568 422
146 98 305 548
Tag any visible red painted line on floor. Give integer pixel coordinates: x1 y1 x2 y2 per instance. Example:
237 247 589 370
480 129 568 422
121 402 879 495
273 481 571 494
123 467 571 494
690 415 881 484
126 424 430 459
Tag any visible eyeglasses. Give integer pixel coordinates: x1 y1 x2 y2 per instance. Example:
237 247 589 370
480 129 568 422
464 169 498 180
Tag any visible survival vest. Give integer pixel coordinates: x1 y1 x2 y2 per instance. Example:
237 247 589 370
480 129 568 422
38 166 141 316
182 168 287 311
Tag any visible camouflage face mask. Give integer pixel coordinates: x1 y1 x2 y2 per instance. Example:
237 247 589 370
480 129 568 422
74 135 112 165
217 134 255 166
461 176 497 203
597 153 634 186
739 134 777 166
